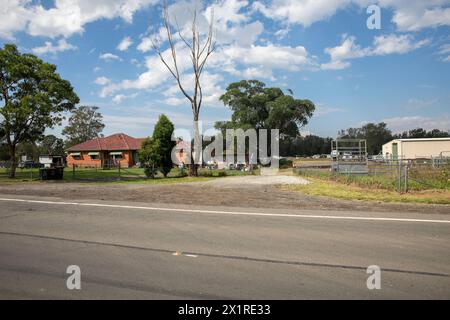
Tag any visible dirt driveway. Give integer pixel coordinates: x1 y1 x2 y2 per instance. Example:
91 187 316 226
0 174 449 214
196 174 310 187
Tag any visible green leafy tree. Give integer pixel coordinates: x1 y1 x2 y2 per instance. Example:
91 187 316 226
339 122 393 155
138 138 162 179
395 128 450 138
62 106 105 148
38 134 65 155
0 124 8 161
152 114 175 177
282 135 333 157
0 123 4 141
0 44 79 178
425 129 450 138
215 80 315 138
16 142 39 162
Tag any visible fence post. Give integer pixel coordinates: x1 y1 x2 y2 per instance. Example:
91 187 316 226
72 163 75 179
397 160 401 193
118 161 121 180
404 165 408 193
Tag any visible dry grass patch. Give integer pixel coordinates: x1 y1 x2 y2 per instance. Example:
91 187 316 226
281 177 450 205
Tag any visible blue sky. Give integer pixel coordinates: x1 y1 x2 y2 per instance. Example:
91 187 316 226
1 0 449 138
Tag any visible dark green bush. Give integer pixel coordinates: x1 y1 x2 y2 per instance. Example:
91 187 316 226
199 170 213 177
144 166 158 178
217 171 227 177
279 158 293 169
177 167 188 177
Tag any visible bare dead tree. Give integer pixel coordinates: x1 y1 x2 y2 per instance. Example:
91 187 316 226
152 3 215 176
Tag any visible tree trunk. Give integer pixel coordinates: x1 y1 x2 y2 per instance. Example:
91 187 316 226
9 145 17 179
188 112 201 177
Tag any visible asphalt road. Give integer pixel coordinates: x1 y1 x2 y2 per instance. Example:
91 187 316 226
0 194 449 299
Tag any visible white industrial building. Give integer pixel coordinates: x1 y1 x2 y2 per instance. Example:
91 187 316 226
382 138 450 159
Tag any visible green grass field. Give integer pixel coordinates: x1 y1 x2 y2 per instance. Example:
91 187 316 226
0 166 257 184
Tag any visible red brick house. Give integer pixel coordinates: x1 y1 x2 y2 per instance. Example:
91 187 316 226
66 133 145 168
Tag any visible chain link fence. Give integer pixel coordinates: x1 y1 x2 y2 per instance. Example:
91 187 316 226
295 157 450 193
68 164 147 181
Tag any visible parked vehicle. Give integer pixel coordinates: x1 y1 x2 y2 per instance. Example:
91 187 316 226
342 152 353 160
18 160 40 169
370 154 385 162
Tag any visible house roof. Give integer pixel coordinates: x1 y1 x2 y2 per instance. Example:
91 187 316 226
67 133 146 152
384 137 450 145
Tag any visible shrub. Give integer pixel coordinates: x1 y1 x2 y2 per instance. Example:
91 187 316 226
217 170 227 177
199 170 213 177
144 166 158 179
279 158 293 169
177 167 188 177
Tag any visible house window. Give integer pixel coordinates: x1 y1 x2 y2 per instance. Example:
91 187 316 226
88 152 100 160
70 152 82 160
110 152 123 161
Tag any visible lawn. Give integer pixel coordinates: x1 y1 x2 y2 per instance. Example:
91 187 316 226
0 166 257 184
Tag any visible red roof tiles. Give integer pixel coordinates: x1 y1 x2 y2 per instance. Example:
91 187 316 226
67 133 146 152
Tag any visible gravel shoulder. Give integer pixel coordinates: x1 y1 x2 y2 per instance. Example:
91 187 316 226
0 175 449 214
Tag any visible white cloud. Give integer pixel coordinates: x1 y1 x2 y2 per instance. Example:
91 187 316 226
320 60 351 70
323 35 369 61
321 33 429 70
254 0 450 31
2 0 449 41
117 36 133 51
254 0 350 28
314 103 345 116
406 98 438 109
112 94 126 104
437 43 450 62
100 0 315 106
99 45 189 97
137 37 154 53
222 44 313 71
384 0 450 31
99 53 122 61
0 0 158 39
138 0 263 52
242 67 275 80
95 77 111 85
164 97 188 106
162 72 225 108
0 0 30 40
112 93 138 104
438 43 450 55
31 38 77 55
205 0 264 46
371 34 430 55
382 115 450 133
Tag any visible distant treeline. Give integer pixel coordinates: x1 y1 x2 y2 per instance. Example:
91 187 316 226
281 123 450 157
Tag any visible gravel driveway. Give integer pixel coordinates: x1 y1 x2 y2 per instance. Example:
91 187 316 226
197 174 310 187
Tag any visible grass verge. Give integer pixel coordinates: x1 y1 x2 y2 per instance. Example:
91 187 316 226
281 177 450 205
0 167 257 184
